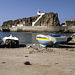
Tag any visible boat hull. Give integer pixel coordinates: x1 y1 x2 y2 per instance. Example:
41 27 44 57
36 36 60 47
37 39 53 47
37 38 60 47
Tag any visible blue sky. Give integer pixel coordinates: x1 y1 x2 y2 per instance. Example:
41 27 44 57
0 0 75 26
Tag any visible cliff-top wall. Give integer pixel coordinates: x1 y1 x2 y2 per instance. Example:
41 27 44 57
2 12 60 28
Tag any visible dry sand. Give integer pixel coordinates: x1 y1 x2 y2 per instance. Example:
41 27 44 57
0 43 75 75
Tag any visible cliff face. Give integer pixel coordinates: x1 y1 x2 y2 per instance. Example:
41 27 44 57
35 12 60 26
2 16 38 27
2 12 60 27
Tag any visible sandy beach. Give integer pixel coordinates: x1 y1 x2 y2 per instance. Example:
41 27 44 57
0 42 75 75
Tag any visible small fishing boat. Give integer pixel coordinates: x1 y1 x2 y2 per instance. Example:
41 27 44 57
50 33 72 43
3 34 19 48
36 34 67 47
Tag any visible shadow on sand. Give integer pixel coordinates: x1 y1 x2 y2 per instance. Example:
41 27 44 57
0 43 75 48
59 43 75 48
0 44 26 48
46 43 75 48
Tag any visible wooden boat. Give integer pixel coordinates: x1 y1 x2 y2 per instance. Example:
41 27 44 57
3 34 19 48
36 34 67 47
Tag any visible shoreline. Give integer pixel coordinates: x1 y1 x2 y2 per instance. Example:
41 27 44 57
0 26 75 33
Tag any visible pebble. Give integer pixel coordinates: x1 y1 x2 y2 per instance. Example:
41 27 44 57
25 55 28 57
24 61 31 65
1 61 6 64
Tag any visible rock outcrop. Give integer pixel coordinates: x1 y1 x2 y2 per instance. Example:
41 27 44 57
2 16 38 28
35 12 60 27
2 12 60 28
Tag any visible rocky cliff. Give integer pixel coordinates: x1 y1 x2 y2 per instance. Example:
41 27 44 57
2 16 38 28
35 12 60 26
2 12 60 28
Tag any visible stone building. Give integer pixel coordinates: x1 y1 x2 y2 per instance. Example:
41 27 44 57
65 18 75 26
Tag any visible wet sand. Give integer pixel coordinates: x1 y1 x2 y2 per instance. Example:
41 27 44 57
0 42 75 75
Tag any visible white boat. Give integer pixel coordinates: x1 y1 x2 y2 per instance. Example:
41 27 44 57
36 34 67 47
3 34 19 48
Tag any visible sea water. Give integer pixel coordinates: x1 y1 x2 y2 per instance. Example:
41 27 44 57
0 32 73 44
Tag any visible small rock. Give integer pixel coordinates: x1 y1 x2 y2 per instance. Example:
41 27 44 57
25 55 28 57
27 45 32 49
69 49 74 51
33 47 38 50
29 51 32 54
55 63 59 64
24 61 31 65
66 48 68 50
1 61 5 64
33 44 36 46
